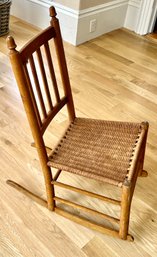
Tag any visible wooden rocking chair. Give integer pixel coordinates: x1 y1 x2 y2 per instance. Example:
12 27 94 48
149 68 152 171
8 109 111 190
7 6 149 241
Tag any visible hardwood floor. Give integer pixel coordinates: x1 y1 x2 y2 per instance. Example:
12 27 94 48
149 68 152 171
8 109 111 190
0 16 157 257
145 32 157 44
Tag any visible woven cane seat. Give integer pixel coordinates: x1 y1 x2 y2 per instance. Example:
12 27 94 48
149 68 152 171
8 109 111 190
48 118 143 186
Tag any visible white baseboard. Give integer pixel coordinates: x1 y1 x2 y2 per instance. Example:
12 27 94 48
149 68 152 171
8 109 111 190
11 0 78 45
11 0 131 45
11 0 49 28
76 0 128 45
124 0 141 31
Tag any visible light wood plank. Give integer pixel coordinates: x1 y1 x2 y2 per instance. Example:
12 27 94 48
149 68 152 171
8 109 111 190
0 15 157 256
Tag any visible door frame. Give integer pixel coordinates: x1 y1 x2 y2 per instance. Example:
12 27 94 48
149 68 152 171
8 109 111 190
135 0 157 35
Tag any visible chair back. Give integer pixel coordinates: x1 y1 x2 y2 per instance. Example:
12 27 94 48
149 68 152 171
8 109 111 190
7 6 75 143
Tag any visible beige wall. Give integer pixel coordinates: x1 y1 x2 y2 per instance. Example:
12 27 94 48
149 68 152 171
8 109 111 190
53 0 80 10
79 0 113 10
53 0 113 10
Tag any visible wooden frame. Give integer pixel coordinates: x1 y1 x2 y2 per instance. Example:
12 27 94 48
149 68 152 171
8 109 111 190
6 6 148 241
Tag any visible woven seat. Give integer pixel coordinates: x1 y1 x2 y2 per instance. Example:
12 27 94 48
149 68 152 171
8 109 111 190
7 6 149 241
48 118 143 187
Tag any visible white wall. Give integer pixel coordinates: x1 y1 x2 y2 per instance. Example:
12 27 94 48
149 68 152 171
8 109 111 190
76 1 129 45
124 0 141 31
11 0 78 45
11 0 141 45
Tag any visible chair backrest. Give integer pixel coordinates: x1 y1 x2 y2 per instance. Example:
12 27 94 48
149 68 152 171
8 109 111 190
7 6 75 144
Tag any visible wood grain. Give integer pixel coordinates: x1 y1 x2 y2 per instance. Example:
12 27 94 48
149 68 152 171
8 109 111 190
0 16 157 256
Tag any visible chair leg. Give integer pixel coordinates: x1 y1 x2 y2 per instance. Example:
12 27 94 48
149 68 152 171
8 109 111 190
42 167 55 211
138 144 148 177
138 124 148 177
119 180 133 241
119 134 148 241
31 143 55 210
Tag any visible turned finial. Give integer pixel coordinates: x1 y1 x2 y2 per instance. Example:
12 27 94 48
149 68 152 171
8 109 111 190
6 36 17 51
141 121 149 130
49 6 57 18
